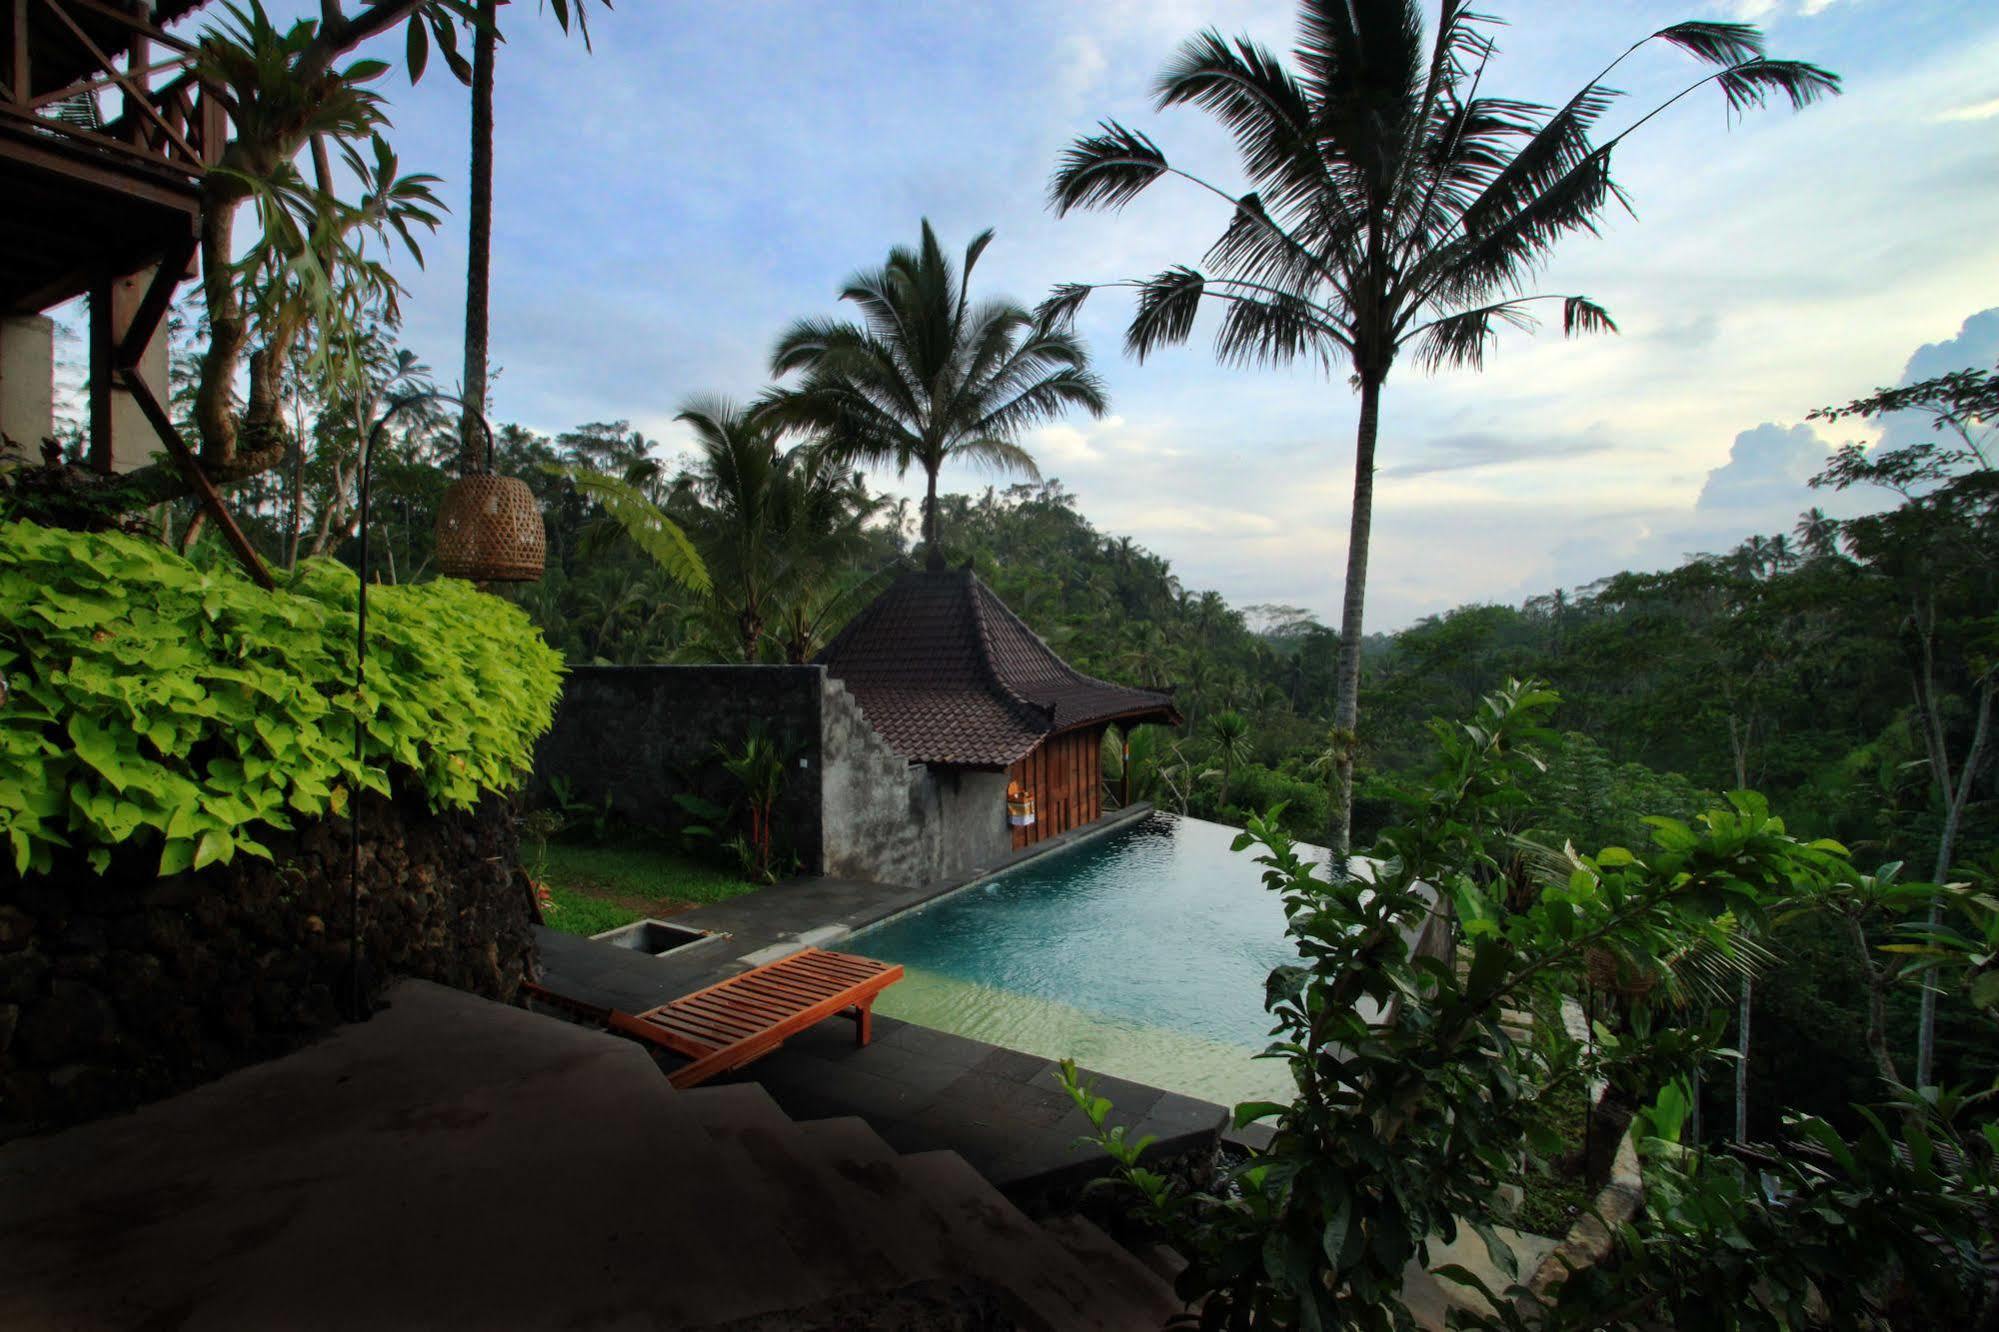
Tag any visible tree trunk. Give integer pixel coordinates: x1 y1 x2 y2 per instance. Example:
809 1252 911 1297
1918 669 1995 1085
459 0 497 475
1845 914 1902 1086
923 466 941 567
1735 977 1752 1142
1330 372 1383 865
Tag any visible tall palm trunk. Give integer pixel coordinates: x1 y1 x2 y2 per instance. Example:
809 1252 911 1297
458 0 497 474
1733 747 1753 1142
1918 671 1994 1085
923 464 941 568
1330 373 1383 864
1736 980 1752 1142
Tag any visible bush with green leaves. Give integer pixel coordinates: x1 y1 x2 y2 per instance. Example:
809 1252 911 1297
0 521 563 877
1057 679 1995 1328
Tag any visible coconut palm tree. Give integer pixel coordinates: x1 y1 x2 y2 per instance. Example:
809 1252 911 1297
456 0 498 473
459 1 602 471
1047 0 1837 859
1206 710 1254 808
1795 506 1841 560
768 220 1109 565
677 398 882 662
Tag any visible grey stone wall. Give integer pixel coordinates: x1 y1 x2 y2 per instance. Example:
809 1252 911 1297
925 768 1013 883
819 677 930 885
533 666 825 873
818 681 1012 887
540 666 1029 888
0 790 534 1139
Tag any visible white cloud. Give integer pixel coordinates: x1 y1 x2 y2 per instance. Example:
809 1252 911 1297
1937 95 1999 123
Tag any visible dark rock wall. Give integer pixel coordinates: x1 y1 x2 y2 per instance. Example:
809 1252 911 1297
0 790 533 1138
534 665 825 873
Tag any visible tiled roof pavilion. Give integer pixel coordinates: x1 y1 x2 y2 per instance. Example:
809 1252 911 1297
816 565 1180 768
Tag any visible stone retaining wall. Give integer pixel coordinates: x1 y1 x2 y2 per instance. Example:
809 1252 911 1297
0 790 534 1138
533 665 825 872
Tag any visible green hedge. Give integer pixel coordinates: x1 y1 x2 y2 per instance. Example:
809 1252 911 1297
0 521 564 877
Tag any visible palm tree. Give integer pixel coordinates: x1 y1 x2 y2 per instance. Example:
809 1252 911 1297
459 2 601 471
457 0 497 474
1047 0 1836 859
1206 710 1254 808
1795 506 1840 560
768 220 1109 565
678 398 880 662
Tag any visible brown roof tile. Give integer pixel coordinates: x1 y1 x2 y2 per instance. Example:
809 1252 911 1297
815 567 1180 767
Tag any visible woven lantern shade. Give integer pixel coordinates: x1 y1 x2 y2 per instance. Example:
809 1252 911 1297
436 472 545 582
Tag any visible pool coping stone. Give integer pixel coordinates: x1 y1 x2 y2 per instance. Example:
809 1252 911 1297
530 801 1242 1203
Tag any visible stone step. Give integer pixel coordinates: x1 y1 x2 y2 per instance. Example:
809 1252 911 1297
792 1115 973 1282
679 1085 911 1297
1041 1212 1184 1325
895 1149 1163 1331
1133 1239 1189 1290
794 1115 1174 1328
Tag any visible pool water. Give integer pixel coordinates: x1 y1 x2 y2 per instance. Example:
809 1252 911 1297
849 813 1324 1107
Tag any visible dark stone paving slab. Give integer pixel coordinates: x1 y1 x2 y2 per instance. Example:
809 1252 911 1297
529 801 1224 1198
711 1014 1228 1200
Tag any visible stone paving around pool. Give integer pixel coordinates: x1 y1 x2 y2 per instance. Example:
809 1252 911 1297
707 1008 1228 1202
527 800 1239 1201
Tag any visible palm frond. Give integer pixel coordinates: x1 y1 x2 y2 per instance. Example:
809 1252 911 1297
1154 30 1326 216
1125 266 1207 361
558 466 711 594
1036 283 1094 328
1049 121 1169 215
1653 21 1764 68
1562 295 1617 338
946 436 1042 481
1715 58 1841 114
1212 289 1344 371
1409 300 1539 373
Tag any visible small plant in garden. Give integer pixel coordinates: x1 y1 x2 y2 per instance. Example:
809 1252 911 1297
544 775 616 841
676 726 796 885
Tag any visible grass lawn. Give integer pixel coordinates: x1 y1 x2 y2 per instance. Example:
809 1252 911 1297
531 835 759 938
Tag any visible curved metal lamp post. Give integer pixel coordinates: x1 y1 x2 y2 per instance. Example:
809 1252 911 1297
344 390 542 1020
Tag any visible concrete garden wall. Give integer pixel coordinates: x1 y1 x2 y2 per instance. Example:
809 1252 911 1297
0 790 533 1139
538 665 1017 888
534 665 827 871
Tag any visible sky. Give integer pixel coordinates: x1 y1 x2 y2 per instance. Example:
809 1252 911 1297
255 0 1999 630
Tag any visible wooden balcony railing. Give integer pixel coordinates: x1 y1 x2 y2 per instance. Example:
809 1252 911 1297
2 0 224 183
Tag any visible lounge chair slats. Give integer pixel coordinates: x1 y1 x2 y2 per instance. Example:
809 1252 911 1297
617 948 904 1089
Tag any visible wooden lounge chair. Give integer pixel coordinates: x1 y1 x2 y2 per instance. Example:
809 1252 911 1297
600 948 904 1089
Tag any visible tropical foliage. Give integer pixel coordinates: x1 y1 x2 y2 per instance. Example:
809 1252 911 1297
1047 0 1838 856
0 521 562 877
1062 682 1994 1329
768 219 1107 559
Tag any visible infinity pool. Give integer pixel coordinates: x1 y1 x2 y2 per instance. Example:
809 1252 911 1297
849 813 1326 1107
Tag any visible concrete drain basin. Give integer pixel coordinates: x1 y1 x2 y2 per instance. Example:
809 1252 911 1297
590 919 726 957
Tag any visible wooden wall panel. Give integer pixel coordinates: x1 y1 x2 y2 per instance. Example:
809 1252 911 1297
1006 726 1106 851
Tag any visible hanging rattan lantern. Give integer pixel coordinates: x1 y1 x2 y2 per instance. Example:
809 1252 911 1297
437 471 545 581
435 404 544 582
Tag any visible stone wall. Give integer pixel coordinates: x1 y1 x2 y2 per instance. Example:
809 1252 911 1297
540 666 1032 889
923 767 1013 884
0 789 534 1139
533 666 825 873
819 675 930 885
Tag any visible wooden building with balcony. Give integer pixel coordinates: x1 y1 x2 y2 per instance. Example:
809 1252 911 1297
2 0 220 474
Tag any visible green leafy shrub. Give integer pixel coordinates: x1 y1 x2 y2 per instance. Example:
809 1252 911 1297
0 521 563 876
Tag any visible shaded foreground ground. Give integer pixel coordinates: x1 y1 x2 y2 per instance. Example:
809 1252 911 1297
0 980 1179 1329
